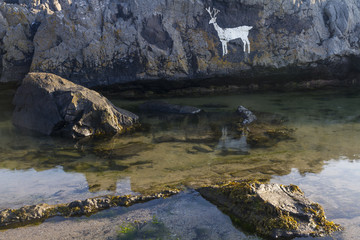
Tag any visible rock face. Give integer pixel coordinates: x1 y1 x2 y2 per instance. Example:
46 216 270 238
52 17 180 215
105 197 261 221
12 72 139 137
198 180 342 239
1 0 360 89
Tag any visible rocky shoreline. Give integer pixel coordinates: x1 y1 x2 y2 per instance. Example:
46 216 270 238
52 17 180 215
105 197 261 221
0 190 180 230
1 1 357 238
0 181 342 239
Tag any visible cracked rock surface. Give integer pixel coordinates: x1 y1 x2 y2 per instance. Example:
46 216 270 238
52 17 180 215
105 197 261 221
0 0 359 88
198 180 342 239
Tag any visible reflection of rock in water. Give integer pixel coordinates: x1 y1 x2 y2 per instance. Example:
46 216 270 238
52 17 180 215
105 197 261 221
216 127 248 154
148 113 222 144
1 93 355 198
88 177 134 194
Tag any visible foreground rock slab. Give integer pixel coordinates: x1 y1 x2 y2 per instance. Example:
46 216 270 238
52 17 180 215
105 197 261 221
12 73 139 138
197 180 342 239
0 190 179 230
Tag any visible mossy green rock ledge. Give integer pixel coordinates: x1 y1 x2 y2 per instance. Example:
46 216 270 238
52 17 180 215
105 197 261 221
12 73 139 138
0 190 179 230
197 180 342 239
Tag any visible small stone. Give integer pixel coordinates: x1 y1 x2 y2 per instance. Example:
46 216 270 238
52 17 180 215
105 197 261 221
236 106 257 125
192 144 213 153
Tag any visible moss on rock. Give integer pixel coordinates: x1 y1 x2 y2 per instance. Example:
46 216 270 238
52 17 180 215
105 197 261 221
0 190 179 230
197 180 342 239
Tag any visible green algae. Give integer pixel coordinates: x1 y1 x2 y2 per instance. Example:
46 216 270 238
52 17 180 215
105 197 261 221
117 215 173 240
304 203 343 235
0 190 180 230
197 180 342 239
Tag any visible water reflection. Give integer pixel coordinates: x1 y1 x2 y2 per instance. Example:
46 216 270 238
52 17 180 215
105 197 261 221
1 88 360 210
272 159 360 240
0 167 135 209
216 127 249 153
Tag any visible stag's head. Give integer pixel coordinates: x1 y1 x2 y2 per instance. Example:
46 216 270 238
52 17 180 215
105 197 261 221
205 7 220 25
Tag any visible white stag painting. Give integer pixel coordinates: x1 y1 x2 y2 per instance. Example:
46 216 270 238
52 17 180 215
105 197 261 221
205 7 253 56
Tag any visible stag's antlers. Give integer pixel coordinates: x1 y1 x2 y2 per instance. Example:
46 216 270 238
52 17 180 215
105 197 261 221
205 7 220 18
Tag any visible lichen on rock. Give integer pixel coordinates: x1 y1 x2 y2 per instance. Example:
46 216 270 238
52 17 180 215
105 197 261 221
197 180 342 239
0 190 180 230
1 0 360 89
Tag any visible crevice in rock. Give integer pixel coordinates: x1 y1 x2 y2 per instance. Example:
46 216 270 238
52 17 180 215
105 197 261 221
141 14 173 51
116 3 133 21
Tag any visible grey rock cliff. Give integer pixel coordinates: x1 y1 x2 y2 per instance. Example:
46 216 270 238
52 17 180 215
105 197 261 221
12 72 139 137
0 0 359 88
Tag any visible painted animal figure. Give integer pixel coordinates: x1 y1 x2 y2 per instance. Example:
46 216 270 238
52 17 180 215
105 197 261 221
205 7 253 56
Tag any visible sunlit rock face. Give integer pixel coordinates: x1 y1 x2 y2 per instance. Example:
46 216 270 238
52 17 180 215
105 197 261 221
1 0 360 88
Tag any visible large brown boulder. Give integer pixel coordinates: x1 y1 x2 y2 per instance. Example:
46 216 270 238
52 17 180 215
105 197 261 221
12 72 139 138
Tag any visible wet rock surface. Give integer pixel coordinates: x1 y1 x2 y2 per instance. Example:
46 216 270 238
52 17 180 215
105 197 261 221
0 190 180 230
198 180 342 239
236 105 257 125
0 191 256 240
224 110 294 149
0 0 359 90
12 72 139 138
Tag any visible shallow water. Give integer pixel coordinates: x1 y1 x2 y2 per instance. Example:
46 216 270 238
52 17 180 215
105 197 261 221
1 86 360 239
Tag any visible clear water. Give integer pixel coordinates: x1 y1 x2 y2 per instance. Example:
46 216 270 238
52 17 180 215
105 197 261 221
1 85 360 239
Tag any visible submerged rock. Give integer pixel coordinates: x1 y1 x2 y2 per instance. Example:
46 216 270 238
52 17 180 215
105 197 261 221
246 124 295 148
12 73 139 138
139 101 202 114
198 180 342 239
222 110 293 149
0 190 179 230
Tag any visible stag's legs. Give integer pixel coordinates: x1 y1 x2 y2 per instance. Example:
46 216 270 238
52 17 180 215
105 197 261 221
245 38 251 53
241 39 247 53
221 41 228 56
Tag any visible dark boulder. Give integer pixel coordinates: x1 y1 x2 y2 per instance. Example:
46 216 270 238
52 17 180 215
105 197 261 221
198 180 342 239
139 100 202 114
12 73 139 138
